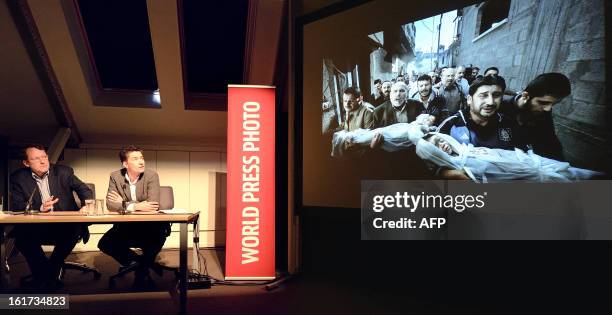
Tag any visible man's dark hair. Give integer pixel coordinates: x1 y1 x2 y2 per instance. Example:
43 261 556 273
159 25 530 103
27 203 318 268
484 67 499 75
119 145 144 162
343 87 361 98
468 75 507 96
22 144 46 160
524 72 571 99
374 79 381 85
473 67 480 71
417 74 432 83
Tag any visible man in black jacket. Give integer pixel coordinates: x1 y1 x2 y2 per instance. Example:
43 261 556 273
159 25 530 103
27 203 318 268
410 74 449 125
499 73 571 161
10 144 92 289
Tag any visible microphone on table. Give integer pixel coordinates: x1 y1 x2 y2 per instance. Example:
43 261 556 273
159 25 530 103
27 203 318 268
119 184 128 215
24 185 40 215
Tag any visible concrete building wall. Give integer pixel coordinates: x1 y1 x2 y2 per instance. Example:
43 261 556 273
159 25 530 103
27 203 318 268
457 0 608 171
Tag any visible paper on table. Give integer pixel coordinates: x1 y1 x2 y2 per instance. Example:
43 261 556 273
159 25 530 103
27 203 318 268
160 209 193 214
130 210 162 215
35 211 84 216
2 211 25 215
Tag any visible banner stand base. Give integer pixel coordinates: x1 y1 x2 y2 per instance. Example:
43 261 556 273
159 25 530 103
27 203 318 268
264 272 296 291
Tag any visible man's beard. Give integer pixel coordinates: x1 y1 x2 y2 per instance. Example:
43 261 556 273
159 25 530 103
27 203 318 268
392 100 405 109
525 99 547 118
419 90 431 98
478 105 497 118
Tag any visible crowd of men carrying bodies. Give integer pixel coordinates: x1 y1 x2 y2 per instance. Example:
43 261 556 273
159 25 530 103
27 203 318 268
326 65 574 179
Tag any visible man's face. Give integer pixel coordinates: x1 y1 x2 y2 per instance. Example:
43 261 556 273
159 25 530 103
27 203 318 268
472 68 479 76
441 69 455 87
381 82 392 98
417 79 432 98
455 67 466 80
484 69 498 77
123 151 146 174
375 82 382 91
527 95 560 115
390 82 407 108
24 147 49 176
468 85 503 119
396 76 405 83
342 93 359 112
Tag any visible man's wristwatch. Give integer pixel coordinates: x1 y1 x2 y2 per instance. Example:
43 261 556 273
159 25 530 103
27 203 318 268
122 201 135 214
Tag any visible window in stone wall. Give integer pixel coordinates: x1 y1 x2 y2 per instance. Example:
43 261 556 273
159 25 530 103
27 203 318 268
477 0 511 36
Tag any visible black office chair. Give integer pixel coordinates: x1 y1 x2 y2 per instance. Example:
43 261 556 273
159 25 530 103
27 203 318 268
108 186 179 289
60 183 102 280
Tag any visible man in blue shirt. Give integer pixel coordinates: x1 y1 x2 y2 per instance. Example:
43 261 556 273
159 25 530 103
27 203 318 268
437 75 526 151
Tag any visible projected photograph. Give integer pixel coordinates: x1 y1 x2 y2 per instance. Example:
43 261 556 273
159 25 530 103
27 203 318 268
317 0 607 183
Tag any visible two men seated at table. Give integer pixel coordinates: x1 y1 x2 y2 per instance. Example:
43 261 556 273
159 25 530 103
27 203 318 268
9 145 93 290
8 144 169 290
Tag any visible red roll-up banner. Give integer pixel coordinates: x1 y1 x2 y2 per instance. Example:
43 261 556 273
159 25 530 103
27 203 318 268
226 85 275 280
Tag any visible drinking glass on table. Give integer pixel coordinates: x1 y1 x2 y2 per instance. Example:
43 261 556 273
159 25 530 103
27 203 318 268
85 199 95 216
95 199 105 216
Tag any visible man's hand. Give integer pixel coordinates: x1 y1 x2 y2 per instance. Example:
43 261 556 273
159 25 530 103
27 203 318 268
107 191 123 204
134 201 160 212
41 196 59 212
517 91 529 108
370 132 383 149
440 169 470 180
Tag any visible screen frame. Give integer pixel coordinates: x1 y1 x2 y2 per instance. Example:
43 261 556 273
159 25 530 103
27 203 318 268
294 1 373 213
293 0 612 213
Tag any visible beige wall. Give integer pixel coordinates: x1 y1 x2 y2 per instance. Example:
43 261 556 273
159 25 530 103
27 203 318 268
10 144 227 252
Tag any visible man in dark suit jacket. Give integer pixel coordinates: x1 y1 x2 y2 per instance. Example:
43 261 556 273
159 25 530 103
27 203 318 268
373 82 425 128
98 145 168 288
499 73 571 161
10 144 93 289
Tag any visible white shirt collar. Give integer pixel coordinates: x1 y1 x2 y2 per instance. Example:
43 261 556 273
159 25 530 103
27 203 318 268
31 170 49 180
125 172 139 185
